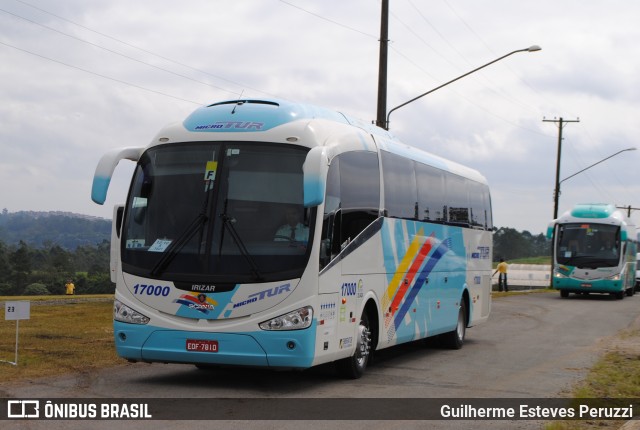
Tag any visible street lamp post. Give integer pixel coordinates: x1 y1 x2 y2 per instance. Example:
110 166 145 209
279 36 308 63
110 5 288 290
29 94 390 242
552 147 637 220
384 45 541 130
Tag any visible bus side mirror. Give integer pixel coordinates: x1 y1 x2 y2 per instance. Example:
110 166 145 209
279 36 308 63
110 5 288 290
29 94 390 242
620 230 627 241
303 146 329 208
110 205 124 283
91 147 144 205
546 222 555 240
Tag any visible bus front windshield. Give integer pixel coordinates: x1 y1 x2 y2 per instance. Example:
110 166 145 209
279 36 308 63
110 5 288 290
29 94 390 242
121 142 315 283
556 223 621 268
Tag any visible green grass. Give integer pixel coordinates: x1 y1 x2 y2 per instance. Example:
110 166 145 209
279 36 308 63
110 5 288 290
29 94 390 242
544 326 640 429
510 256 552 265
0 295 121 383
493 256 552 267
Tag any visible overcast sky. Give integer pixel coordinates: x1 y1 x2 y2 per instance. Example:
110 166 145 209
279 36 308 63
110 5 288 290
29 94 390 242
2 0 639 234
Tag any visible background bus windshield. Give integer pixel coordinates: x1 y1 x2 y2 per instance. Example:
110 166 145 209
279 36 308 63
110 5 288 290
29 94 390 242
556 223 620 268
121 142 313 283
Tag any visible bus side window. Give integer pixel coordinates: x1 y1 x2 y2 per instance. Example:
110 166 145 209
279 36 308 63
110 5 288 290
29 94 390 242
319 151 381 270
381 151 417 220
339 151 380 245
320 159 341 269
446 174 470 226
416 163 446 223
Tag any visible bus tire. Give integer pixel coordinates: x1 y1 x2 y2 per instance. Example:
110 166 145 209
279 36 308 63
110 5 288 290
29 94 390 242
336 312 372 379
560 290 569 298
442 299 467 350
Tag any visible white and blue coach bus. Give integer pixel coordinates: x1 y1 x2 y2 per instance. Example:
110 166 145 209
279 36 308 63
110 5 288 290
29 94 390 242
548 203 637 299
92 99 493 378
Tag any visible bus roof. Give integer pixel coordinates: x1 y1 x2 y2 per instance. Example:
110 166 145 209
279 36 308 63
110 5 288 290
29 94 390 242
181 98 394 139
570 203 617 219
548 203 636 240
555 203 635 229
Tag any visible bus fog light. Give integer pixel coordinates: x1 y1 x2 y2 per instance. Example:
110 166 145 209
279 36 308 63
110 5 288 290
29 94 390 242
114 300 150 325
259 306 313 331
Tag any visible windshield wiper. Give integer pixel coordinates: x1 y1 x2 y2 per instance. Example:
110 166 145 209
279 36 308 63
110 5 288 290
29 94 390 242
219 200 263 281
560 254 615 269
150 213 207 277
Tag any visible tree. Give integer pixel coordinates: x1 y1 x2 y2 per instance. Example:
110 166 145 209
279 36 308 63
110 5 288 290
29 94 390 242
493 227 550 261
47 244 73 274
10 240 31 292
0 240 10 283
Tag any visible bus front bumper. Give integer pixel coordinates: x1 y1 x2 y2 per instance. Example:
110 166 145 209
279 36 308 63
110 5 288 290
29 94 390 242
553 278 623 293
113 321 316 369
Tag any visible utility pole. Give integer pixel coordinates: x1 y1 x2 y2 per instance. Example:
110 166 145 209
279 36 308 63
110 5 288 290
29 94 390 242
543 117 580 219
616 205 640 217
375 0 389 129
544 116 579 288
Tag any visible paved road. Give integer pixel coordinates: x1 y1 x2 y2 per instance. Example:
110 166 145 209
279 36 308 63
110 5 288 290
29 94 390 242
2 291 639 429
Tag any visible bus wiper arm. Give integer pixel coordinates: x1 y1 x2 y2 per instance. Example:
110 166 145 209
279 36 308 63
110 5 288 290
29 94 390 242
150 213 207 277
220 213 264 281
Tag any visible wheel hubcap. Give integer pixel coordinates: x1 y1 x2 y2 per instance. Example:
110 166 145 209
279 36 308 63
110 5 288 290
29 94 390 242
355 323 371 367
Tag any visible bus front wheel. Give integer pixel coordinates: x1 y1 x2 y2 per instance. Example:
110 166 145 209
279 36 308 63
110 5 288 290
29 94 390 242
336 313 372 379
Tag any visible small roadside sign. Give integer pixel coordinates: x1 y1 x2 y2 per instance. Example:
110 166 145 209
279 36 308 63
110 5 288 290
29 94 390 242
5 301 30 321
3 301 30 366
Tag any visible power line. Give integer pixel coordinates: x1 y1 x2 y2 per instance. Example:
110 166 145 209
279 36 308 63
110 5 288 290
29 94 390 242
377 2 550 135
406 0 468 65
0 40 203 105
278 0 377 39
616 206 640 217
0 7 241 97
439 0 563 116
9 0 275 98
276 0 550 135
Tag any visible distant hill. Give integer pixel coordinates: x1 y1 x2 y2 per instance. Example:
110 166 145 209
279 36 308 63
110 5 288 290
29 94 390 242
0 210 111 250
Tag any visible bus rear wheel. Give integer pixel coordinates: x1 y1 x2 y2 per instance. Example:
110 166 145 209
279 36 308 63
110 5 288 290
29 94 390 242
442 299 467 350
336 313 372 379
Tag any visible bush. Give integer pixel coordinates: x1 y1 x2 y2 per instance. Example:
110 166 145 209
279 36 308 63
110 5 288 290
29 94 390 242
0 283 13 296
23 283 50 296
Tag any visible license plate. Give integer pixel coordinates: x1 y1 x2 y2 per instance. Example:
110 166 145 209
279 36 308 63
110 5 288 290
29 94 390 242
186 339 218 352
580 283 592 288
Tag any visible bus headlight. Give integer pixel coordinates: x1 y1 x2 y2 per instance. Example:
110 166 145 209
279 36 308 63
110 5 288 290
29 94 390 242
554 271 567 279
606 273 621 281
114 300 150 325
259 306 313 331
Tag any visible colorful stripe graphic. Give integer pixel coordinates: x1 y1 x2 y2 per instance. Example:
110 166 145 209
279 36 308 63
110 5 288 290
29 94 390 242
382 221 452 340
391 238 451 332
381 228 426 312
388 232 436 315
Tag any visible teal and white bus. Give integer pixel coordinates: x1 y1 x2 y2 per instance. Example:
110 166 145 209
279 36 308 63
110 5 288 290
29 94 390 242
547 203 637 299
92 98 493 378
